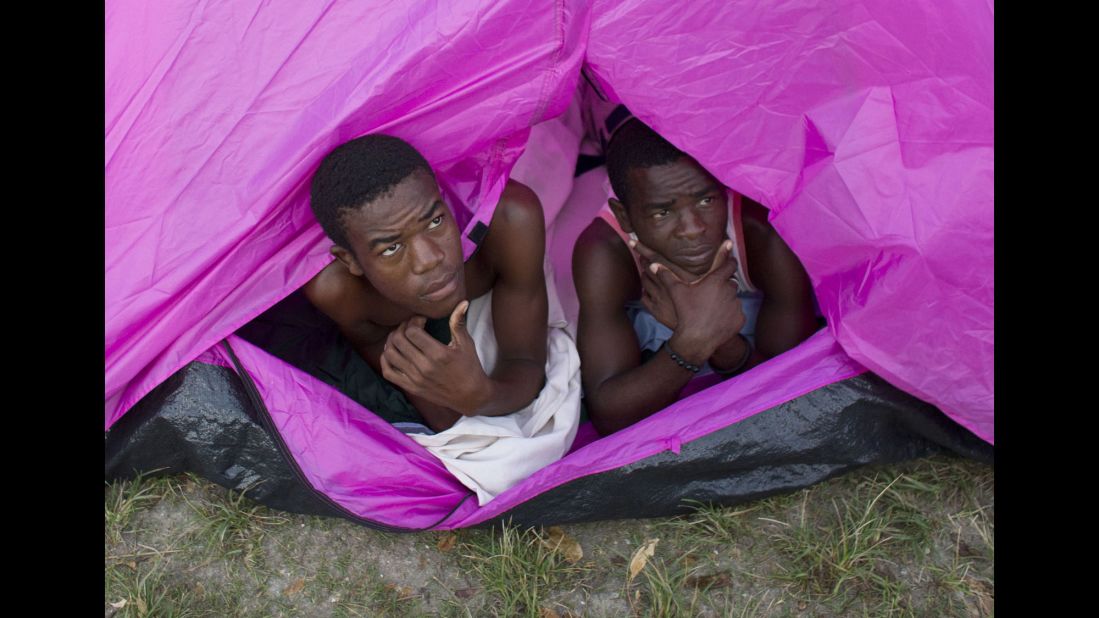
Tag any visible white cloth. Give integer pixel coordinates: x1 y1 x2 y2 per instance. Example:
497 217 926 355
409 263 581 505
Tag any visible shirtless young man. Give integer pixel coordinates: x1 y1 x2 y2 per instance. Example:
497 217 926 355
305 134 548 433
572 119 819 435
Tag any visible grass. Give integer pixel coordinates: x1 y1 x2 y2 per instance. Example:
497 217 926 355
105 455 993 617
179 481 290 573
104 470 175 545
105 561 196 618
629 551 706 618
454 523 591 617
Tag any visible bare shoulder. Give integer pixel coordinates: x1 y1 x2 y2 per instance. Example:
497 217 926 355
479 180 547 282
494 179 546 238
573 218 639 306
302 260 374 327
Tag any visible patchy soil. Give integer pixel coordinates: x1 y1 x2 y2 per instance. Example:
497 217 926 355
105 456 993 617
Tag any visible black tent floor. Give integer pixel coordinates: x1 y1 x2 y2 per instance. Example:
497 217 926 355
105 359 991 528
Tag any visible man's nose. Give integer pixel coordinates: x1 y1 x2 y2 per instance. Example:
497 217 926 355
675 208 705 240
410 237 445 275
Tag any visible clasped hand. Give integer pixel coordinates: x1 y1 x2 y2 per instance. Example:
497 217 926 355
630 238 746 360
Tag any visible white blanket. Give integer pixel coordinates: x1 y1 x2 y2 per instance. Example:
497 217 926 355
409 265 581 505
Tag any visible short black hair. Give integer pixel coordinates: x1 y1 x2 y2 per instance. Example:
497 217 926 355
310 134 434 248
605 118 686 206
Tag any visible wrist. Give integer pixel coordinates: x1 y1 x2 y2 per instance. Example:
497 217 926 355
710 333 748 366
711 334 753 376
663 341 703 373
668 331 713 366
459 374 494 416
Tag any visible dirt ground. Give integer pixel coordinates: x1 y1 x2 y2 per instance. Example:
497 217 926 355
105 455 993 617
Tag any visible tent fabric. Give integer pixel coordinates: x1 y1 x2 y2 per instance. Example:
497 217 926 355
109 326 869 530
105 0 993 525
582 0 994 442
106 0 993 442
104 355 991 529
106 0 592 427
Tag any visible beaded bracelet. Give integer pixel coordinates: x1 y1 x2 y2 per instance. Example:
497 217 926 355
664 342 702 373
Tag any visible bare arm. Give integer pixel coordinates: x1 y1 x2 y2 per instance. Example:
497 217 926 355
573 221 700 435
474 181 550 416
741 203 818 358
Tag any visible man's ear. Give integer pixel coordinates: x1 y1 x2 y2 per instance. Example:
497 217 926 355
330 245 364 277
608 198 634 234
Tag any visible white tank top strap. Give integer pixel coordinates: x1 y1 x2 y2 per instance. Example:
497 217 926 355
725 190 757 293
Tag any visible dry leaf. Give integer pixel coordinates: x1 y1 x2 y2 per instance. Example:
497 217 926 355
684 572 732 589
109 600 127 609
125 560 137 570
135 597 148 616
797 600 808 610
282 579 306 596
384 583 415 601
970 578 994 616
455 587 478 599
628 538 659 580
539 607 561 618
193 582 206 597
545 527 584 564
437 533 458 552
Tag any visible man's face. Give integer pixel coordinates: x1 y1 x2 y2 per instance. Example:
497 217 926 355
337 169 466 319
612 156 728 277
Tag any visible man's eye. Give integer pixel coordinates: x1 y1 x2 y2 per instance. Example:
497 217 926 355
653 209 670 220
699 196 715 206
427 215 444 229
381 243 402 257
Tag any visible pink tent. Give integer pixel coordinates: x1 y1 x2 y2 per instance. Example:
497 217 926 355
106 0 992 529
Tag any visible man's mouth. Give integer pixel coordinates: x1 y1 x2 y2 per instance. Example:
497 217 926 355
421 271 459 302
676 245 715 268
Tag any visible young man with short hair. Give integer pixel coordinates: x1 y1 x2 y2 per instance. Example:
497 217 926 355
572 119 819 435
306 134 550 433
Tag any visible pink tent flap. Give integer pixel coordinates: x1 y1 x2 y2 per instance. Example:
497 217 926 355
199 327 862 529
107 0 992 444
106 0 592 427
583 0 993 442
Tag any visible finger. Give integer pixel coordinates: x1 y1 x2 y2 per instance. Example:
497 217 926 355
381 340 411 377
641 266 666 294
628 238 661 263
448 300 470 346
405 323 446 358
629 237 698 282
642 273 674 312
702 240 734 278
388 328 430 373
408 315 428 330
379 352 415 391
711 252 739 282
649 261 687 286
640 274 660 303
